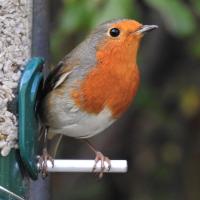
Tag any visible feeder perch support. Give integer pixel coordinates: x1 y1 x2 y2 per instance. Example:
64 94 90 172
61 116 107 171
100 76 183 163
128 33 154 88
38 160 127 173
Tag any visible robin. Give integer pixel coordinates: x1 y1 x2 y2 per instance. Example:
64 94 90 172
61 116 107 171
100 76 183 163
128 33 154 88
39 18 158 178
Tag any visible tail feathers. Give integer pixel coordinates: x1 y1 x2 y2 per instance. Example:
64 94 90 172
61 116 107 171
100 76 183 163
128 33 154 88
39 126 63 158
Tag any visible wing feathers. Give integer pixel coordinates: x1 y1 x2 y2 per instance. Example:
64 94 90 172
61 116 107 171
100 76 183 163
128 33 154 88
53 71 71 89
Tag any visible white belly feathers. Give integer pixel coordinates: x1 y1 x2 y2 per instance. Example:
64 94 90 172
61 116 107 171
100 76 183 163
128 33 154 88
45 91 115 139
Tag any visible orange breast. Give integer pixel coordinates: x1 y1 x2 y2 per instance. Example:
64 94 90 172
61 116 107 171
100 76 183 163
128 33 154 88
71 39 140 118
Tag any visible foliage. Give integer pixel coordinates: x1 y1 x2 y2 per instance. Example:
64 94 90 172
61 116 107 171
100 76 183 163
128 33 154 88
144 0 197 36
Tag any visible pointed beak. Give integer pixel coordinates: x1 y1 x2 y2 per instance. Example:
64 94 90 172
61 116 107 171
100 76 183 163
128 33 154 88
136 25 158 34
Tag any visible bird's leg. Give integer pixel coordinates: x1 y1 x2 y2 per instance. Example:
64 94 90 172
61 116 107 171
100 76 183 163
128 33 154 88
38 127 54 178
84 139 111 179
38 126 45 141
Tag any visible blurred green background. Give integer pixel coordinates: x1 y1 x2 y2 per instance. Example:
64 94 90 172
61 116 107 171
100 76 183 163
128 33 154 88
49 0 200 199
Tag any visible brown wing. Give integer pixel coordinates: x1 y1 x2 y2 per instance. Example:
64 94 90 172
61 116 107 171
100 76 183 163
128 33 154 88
42 61 66 95
37 60 73 114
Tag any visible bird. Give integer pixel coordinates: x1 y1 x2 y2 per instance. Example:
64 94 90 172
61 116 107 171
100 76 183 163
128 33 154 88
38 18 158 178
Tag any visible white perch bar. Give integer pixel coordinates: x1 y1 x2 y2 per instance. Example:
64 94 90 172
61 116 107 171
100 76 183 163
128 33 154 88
38 160 127 173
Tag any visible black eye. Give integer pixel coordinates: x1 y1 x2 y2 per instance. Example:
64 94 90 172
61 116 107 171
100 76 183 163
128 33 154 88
109 28 120 37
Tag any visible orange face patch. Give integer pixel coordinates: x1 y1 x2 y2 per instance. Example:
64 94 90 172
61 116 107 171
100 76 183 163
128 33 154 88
71 20 142 118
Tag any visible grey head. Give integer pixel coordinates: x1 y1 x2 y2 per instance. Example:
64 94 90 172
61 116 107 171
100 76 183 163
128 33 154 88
63 19 132 66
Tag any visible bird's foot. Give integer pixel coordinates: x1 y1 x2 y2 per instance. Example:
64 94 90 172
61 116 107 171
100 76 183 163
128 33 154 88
38 148 54 178
92 151 111 179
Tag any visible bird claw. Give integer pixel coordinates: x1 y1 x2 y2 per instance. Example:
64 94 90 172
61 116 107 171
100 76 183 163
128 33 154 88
38 148 54 178
92 151 111 179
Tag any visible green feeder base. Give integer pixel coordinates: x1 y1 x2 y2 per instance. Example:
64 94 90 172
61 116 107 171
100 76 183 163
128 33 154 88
18 57 44 180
